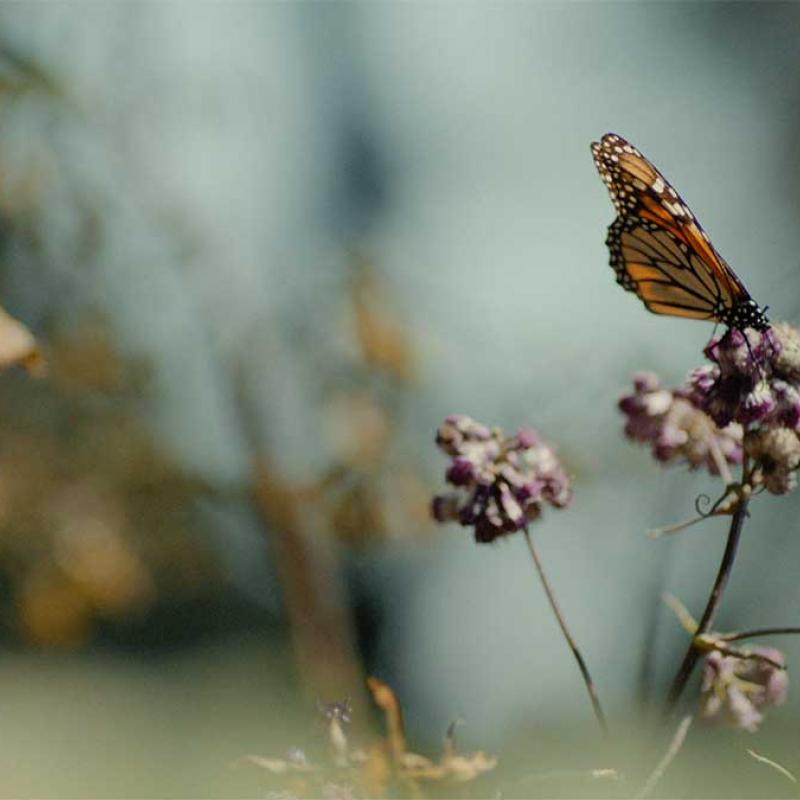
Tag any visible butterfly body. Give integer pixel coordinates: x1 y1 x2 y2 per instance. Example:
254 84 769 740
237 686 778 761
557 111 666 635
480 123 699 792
591 133 769 332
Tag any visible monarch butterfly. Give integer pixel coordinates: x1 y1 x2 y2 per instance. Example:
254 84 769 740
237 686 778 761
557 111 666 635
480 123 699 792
591 133 769 332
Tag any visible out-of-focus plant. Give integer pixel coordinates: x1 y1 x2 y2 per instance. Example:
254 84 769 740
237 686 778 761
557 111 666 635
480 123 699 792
252 257 429 547
240 676 497 799
0 303 45 376
0 318 221 648
248 256 432 707
664 593 790 733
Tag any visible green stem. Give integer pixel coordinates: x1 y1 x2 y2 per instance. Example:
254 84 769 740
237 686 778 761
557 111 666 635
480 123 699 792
635 715 693 799
524 529 608 736
664 499 749 714
718 627 800 643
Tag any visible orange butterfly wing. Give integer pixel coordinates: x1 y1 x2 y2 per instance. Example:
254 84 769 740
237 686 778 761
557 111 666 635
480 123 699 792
591 133 765 329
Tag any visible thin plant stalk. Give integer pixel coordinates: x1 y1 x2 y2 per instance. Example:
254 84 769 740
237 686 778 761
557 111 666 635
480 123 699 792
718 627 800 643
523 529 609 736
747 749 798 784
635 715 693 799
664 498 750 714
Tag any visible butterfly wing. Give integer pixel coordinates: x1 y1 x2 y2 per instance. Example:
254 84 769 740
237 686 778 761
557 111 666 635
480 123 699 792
591 133 752 324
606 216 725 320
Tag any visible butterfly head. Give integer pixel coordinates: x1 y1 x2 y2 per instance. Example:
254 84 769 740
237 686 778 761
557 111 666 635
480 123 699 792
723 298 770 333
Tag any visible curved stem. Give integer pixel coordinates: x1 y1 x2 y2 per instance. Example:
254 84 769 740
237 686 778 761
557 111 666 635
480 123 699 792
664 498 750 714
523 529 608 736
635 715 693 799
704 643 785 671
718 627 800 643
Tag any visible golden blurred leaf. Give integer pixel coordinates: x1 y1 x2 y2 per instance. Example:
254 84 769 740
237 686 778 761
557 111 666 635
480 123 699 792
19 566 91 648
49 319 129 395
326 392 390 469
253 460 312 535
357 743 392 798
367 676 407 761
0 305 44 375
0 317 222 646
52 484 155 615
352 264 414 382
329 481 387 546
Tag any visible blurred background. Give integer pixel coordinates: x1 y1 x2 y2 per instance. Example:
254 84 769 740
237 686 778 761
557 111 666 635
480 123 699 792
0 3 799 797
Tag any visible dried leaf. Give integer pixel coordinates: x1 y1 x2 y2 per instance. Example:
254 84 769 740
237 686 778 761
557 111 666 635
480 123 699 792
351 262 414 382
236 753 314 775
49 320 129 394
367 676 407 759
19 566 92 648
0 305 44 375
326 392 390 468
439 751 498 782
357 744 392 798
400 752 437 772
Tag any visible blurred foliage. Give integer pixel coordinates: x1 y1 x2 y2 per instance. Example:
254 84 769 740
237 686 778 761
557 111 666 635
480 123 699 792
288 258 431 547
248 256 434 705
0 317 222 649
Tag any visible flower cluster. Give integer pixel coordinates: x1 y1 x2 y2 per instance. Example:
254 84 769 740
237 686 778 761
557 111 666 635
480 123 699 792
621 323 800 494
431 415 571 543
688 325 800 429
744 427 800 496
699 647 788 732
619 372 742 475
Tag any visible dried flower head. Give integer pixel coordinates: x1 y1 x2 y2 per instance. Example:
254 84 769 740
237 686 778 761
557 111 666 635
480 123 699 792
619 372 742 475
700 647 788 732
318 698 353 726
771 322 800 382
432 415 571 543
745 427 800 495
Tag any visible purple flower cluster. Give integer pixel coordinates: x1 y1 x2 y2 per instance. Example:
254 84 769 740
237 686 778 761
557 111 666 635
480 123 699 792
699 647 788 732
431 415 571 543
620 323 800 494
619 372 742 475
688 325 800 429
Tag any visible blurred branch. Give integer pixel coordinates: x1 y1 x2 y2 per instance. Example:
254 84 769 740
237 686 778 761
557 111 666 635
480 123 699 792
234 346 367 709
251 459 366 708
233 254 422 712
0 34 64 98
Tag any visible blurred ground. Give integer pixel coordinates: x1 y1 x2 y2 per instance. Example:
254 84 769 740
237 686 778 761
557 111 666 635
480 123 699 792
1 637 797 798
